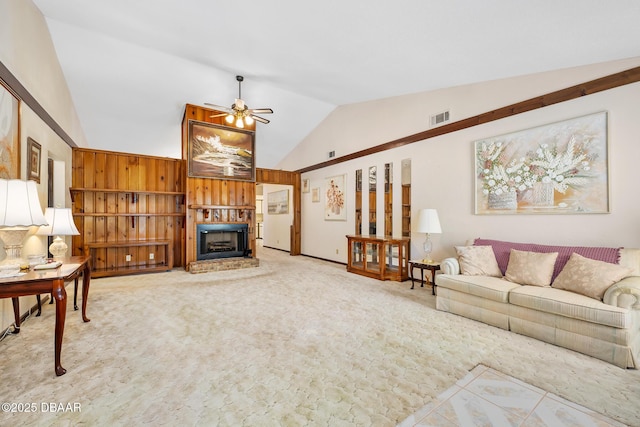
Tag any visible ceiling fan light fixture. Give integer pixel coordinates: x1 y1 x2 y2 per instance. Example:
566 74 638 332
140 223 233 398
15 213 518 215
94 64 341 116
205 75 273 128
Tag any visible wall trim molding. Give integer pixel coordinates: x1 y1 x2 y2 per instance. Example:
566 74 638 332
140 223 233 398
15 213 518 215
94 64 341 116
0 60 77 148
296 66 640 174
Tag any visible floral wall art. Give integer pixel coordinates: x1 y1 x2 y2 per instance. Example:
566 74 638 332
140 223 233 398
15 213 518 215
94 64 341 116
325 174 346 221
475 112 608 214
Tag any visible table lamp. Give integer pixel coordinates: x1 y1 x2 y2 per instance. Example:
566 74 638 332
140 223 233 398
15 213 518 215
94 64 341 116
416 208 441 263
0 179 48 268
37 207 80 259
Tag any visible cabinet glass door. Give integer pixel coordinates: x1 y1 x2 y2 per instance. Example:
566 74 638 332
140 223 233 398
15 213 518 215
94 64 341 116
351 240 364 268
366 242 380 273
386 243 400 272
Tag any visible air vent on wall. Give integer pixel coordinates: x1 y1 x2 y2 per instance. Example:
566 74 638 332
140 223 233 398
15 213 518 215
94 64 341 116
328 150 336 159
430 110 450 126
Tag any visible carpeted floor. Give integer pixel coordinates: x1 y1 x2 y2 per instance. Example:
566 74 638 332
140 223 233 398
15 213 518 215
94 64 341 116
1 247 639 426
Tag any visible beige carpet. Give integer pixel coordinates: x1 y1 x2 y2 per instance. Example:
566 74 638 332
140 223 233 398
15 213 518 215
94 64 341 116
1 247 639 426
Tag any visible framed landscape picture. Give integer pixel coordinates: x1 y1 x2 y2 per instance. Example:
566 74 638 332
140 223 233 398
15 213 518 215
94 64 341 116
0 80 20 179
474 112 609 215
187 120 255 181
267 189 289 214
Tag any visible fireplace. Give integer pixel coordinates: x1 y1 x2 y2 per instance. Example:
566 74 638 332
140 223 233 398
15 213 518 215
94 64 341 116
196 223 250 261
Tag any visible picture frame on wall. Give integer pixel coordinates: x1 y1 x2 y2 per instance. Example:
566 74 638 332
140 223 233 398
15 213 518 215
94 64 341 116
0 80 20 179
325 174 346 221
267 189 289 214
302 178 310 193
474 111 609 215
312 187 320 203
27 137 41 183
187 120 255 181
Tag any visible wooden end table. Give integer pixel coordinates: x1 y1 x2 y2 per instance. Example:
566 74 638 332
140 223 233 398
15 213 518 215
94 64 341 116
409 260 440 295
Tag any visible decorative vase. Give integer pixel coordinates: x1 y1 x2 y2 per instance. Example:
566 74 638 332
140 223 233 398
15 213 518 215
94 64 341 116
532 182 554 207
487 191 517 210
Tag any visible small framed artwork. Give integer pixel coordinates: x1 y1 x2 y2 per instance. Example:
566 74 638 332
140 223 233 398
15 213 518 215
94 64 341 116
302 178 310 193
27 137 41 183
267 189 289 214
325 174 346 221
312 187 320 203
187 120 255 181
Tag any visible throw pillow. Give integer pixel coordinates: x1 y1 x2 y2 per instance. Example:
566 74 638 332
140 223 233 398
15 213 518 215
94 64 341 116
504 249 558 287
552 253 631 300
455 245 502 277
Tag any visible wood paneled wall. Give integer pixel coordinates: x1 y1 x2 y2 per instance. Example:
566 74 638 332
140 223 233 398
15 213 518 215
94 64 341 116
70 104 303 275
184 177 257 265
71 148 185 273
182 104 258 266
182 104 301 263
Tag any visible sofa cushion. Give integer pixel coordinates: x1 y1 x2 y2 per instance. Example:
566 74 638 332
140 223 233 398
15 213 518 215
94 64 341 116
455 245 502 277
505 249 558 287
509 285 631 329
619 248 640 276
473 238 621 281
552 253 632 300
436 274 521 303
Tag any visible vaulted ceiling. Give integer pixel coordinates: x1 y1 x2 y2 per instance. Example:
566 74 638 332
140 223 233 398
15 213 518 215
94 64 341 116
32 0 640 167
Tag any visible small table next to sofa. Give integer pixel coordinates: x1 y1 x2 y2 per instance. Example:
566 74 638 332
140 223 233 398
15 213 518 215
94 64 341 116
409 260 440 294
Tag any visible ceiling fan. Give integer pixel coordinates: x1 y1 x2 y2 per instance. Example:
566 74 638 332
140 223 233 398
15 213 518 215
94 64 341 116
205 75 273 128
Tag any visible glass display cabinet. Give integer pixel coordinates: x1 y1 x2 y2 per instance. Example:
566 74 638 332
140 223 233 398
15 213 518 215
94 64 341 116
346 235 410 281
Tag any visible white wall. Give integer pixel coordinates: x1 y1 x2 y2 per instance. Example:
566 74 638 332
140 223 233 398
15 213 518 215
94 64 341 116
289 58 640 264
261 184 293 252
0 0 80 329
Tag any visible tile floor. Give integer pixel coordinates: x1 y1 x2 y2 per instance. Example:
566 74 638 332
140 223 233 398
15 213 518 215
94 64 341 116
398 364 625 427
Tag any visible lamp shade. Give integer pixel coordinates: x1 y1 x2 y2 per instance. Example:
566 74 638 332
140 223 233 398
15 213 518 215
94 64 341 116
416 209 442 234
0 179 48 227
37 208 80 236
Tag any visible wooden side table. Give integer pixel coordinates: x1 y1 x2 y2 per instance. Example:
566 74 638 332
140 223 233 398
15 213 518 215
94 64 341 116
409 260 440 295
1 256 91 376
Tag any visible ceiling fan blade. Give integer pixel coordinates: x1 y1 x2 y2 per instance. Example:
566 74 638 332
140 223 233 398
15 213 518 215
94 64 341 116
251 114 270 124
249 108 273 115
209 113 229 118
204 102 233 113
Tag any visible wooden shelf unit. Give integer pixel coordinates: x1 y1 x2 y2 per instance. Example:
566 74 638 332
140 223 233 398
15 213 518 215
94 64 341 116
84 240 173 278
346 234 410 281
71 148 185 277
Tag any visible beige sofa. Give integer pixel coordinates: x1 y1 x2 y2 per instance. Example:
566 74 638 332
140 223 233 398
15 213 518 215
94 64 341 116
435 241 640 368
